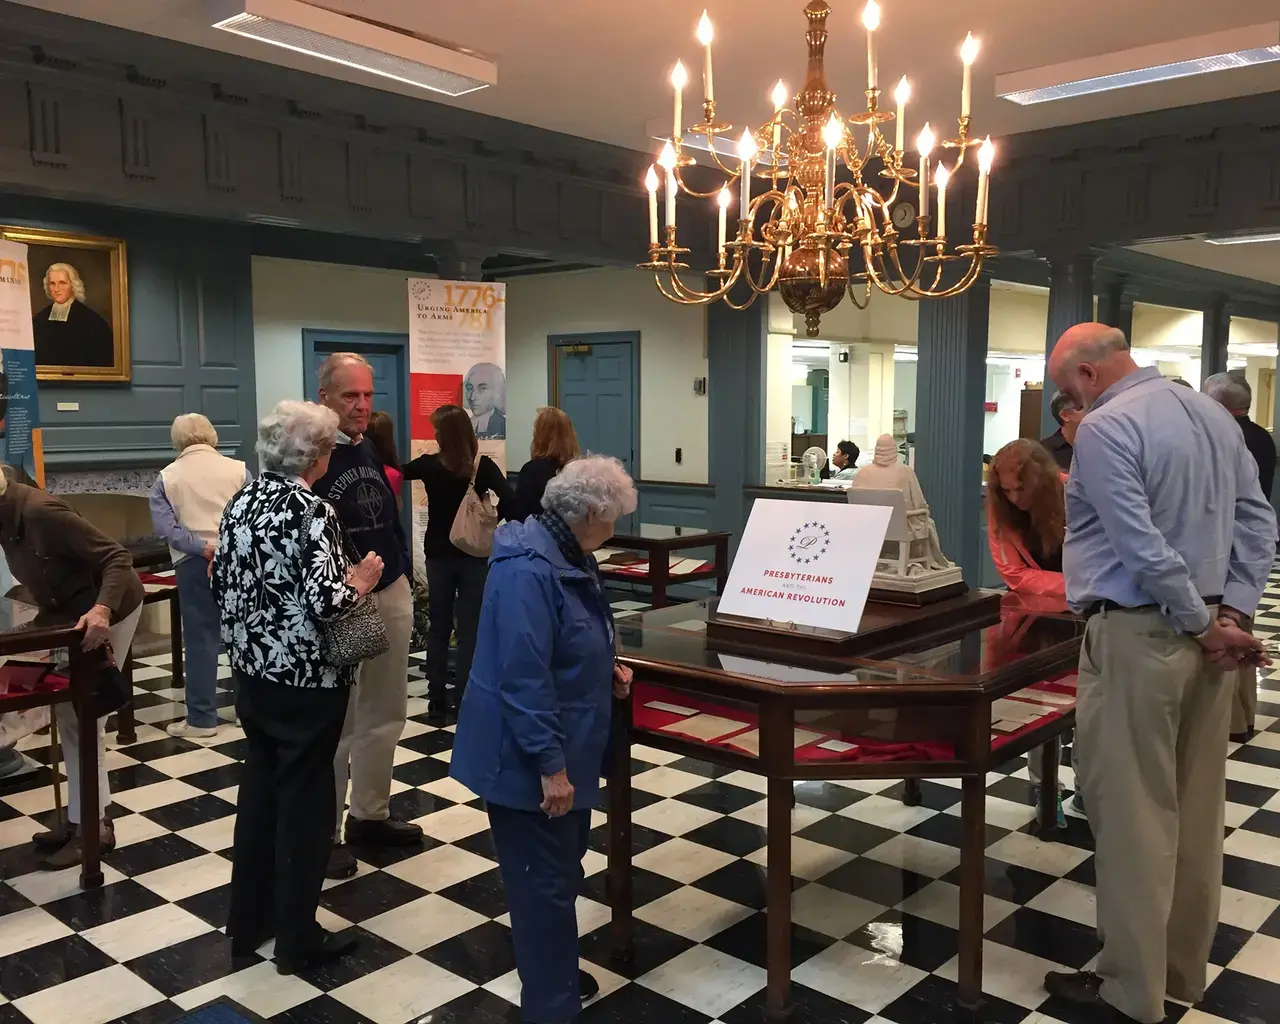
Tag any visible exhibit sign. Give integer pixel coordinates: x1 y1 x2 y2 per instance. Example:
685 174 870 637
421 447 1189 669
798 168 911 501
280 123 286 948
406 278 506 577
0 239 44 487
717 499 892 632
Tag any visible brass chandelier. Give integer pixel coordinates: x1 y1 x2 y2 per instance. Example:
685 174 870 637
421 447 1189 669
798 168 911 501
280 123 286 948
640 0 998 337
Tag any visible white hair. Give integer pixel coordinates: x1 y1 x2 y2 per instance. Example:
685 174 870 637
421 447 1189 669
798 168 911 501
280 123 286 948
170 413 218 451
1202 371 1252 413
43 263 86 303
256 400 339 477
541 454 638 525
317 352 373 393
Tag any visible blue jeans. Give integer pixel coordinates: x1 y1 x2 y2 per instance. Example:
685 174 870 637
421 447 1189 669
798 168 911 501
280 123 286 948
488 803 591 1023
176 556 222 728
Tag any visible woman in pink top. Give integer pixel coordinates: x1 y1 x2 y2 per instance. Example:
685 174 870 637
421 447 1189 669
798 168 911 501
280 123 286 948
987 439 1067 604
987 438 1077 820
367 411 404 510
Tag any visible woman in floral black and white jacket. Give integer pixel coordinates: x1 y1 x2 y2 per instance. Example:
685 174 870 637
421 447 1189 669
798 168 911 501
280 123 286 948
211 400 384 977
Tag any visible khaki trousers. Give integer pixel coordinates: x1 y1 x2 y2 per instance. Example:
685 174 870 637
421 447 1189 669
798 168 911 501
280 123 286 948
333 574 414 832
56 605 142 824
1075 606 1232 1024
1230 666 1257 735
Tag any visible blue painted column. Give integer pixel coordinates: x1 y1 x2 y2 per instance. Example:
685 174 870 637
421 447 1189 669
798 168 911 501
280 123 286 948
1200 294 1230 382
1097 276 1134 341
707 299 767 551
916 277 990 585
1041 253 1096 434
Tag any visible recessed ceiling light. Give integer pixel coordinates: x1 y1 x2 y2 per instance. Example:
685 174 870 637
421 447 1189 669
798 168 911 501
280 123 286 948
209 0 496 97
997 23 1280 105
1205 231 1280 246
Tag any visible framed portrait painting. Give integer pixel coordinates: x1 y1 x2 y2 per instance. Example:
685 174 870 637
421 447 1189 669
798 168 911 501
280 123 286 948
0 226 130 382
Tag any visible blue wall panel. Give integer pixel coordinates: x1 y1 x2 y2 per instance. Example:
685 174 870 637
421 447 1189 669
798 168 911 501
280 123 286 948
0 196 257 468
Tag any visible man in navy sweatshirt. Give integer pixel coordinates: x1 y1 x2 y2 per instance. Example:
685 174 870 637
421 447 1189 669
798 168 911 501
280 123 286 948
315 352 420 879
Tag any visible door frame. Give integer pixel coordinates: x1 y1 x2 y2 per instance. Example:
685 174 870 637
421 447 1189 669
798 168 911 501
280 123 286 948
546 331 641 477
302 328 412 535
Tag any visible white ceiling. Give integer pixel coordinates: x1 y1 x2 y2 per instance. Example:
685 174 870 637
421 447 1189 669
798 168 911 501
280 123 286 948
1129 239 1280 288
12 0 1280 155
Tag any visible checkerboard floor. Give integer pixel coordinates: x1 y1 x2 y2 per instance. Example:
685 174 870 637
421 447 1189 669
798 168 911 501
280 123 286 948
2 590 1280 1024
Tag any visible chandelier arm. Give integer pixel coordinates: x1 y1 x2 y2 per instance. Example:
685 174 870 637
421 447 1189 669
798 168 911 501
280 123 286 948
673 163 738 201
845 275 873 310
702 144 742 179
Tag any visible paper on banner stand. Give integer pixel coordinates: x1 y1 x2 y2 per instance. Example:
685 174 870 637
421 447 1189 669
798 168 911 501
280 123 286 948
715 499 892 634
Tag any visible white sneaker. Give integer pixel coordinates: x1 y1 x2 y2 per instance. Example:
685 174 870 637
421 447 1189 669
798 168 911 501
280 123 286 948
167 721 218 739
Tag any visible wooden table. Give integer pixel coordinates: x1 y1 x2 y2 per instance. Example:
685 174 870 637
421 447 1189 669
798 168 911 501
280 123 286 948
0 598 106 889
599 524 730 608
607 591 1082 1020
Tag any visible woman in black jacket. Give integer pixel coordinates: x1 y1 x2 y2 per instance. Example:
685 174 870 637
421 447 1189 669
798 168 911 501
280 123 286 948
402 405 515 723
513 407 579 522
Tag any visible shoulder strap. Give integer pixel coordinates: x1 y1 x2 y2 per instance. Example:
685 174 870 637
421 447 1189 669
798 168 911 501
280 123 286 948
469 455 482 486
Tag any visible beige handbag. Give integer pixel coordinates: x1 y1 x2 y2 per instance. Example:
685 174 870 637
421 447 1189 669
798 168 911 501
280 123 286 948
450 456 499 557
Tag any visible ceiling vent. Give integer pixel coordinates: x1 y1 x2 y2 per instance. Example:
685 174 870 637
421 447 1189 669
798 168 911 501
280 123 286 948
210 0 496 97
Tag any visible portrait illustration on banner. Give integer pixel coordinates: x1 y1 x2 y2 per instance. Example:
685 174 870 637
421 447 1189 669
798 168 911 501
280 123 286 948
465 362 506 440
0 227 130 382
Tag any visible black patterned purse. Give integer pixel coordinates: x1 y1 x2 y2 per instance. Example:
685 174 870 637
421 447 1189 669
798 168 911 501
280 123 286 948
308 503 390 668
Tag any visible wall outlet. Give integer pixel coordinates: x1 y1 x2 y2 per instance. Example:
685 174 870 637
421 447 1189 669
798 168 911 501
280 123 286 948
675 447 683 464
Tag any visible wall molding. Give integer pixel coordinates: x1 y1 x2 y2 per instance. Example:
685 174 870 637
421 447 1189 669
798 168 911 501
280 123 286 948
0 2 712 269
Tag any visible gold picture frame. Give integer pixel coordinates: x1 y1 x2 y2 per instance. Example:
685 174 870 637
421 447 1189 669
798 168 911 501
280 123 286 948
0 226 130 383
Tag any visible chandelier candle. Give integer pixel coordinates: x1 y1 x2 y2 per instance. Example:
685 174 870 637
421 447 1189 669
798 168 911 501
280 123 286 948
960 33 979 119
917 123 935 221
658 140 678 229
893 76 910 153
823 113 843 210
717 187 732 251
737 129 757 221
861 1 880 90
671 61 687 143
645 165 660 245
976 136 995 224
697 11 715 103
639 1 999 336
934 162 950 239
772 80 787 156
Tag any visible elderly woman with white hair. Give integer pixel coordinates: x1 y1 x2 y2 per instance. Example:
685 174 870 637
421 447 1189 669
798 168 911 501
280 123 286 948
212 400 384 975
451 454 637 1023
149 413 249 738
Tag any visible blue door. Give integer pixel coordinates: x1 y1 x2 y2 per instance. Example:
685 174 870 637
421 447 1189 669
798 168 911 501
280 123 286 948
553 334 638 527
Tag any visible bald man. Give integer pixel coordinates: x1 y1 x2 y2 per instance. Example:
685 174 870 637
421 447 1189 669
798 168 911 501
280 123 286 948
1042 323 1275 1022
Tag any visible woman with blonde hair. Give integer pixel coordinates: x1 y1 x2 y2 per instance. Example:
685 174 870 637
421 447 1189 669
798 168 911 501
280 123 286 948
513 407 579 522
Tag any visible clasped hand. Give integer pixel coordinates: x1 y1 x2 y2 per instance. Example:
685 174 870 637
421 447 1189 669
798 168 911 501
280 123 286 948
1199 614 1271 669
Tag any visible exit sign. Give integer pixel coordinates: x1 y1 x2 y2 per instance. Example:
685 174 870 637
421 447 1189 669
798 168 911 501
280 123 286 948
983 401 998 412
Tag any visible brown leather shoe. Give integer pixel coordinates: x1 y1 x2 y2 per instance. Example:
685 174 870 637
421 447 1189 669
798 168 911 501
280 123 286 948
31 820 76 850
37 821 115 871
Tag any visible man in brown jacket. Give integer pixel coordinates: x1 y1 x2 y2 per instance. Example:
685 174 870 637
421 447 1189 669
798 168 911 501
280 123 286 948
0 467 144 868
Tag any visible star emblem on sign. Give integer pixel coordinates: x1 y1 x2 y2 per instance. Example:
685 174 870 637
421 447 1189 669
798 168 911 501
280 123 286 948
788 522 831 565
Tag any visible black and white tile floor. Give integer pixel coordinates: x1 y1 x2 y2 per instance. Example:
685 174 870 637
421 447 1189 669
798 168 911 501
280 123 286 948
0 587 1279 1024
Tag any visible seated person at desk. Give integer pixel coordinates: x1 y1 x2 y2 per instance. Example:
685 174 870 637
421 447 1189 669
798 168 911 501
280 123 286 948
0 465 144 868
820 440 859 481
987 439 1073 818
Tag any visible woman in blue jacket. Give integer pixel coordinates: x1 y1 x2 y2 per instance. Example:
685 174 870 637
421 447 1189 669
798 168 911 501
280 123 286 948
451 455 637 1023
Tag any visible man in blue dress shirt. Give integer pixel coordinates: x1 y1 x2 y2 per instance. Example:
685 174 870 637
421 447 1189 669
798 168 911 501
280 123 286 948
1042 323 1275 1023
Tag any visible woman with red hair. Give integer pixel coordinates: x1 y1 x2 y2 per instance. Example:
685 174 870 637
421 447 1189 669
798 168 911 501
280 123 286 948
988 438 1076 820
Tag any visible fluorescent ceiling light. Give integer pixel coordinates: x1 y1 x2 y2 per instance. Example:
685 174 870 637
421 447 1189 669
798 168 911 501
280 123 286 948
210 0 496 97
645 116 782 163
1206 231 1280 246
997 23 1280 105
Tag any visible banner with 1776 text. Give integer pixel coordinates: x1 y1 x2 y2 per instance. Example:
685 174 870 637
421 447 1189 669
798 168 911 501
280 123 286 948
407 278 506 579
